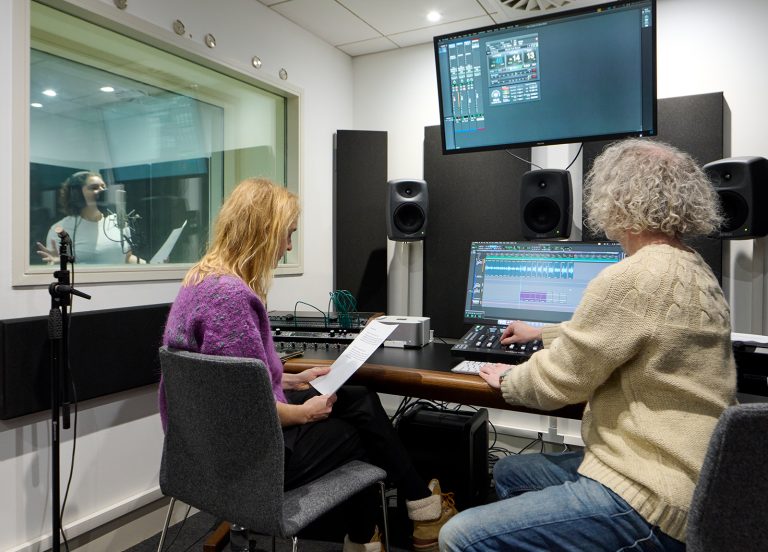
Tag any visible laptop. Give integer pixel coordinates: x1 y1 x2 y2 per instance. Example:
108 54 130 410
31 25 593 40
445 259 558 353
451 240 626 363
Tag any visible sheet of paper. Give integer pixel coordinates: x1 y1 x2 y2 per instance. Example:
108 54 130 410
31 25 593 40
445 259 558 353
150 220 187 264
310 320 398 395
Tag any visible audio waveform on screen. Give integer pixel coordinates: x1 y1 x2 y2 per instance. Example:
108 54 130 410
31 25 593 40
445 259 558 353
519 290 568 304
485 260 574 279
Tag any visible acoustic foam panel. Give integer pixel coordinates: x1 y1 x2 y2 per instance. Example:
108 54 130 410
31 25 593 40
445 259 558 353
423 125 532 338
334 130 388 313
583 92 725 283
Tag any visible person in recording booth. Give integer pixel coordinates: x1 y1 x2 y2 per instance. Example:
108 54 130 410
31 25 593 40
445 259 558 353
158 177 457 552
439 139 737 552
35 170 142 264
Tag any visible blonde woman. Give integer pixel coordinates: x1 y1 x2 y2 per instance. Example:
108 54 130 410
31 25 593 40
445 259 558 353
440 140 736 552
160 178 456 552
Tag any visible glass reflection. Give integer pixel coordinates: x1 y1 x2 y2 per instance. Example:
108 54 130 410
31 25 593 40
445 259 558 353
29 49 220 266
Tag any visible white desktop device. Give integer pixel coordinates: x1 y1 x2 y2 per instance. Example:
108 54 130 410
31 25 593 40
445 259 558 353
377 316 431 348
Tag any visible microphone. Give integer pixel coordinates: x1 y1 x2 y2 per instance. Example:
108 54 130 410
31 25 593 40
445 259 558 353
114 186 127 231
55 226 70 244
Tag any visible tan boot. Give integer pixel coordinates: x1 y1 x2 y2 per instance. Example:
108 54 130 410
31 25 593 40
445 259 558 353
343 526 383 552
406 479 458 552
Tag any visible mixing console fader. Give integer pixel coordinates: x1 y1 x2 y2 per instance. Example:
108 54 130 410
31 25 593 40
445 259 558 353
451 324 543 363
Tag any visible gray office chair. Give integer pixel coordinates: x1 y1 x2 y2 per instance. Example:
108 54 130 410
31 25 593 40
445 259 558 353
687 402 768 551
156 346 389 552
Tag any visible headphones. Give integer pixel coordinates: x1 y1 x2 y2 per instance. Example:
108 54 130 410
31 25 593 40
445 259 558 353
59 171 100 215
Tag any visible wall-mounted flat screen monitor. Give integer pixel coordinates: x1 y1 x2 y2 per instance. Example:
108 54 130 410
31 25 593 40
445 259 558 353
434 0 656 154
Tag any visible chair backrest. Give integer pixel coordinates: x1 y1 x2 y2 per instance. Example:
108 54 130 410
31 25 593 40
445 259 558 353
158 346 286 534
687 402 768 551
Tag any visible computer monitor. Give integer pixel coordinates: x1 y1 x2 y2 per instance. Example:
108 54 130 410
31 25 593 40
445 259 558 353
462 241 626 326
433 0 657 154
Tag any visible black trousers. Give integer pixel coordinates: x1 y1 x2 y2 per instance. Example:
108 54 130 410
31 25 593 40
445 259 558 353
282 385 428 542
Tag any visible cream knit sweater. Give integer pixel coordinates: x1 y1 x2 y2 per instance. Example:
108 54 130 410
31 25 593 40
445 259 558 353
500 244 736 542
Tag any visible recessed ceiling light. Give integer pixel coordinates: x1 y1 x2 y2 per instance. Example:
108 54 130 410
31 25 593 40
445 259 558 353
100 86 115 93
427 11 442 23
42 89 57 97
31 102 43 108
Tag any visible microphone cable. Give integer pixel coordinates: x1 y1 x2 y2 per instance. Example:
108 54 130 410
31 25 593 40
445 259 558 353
59 255 79 552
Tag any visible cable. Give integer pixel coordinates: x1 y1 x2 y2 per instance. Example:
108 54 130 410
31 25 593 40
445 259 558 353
292 301 327 327
59 255 78 552
329 290 358 328
158 503 193 551
505 150 543 171
564 143 583 171
516 433 543 455
182 514 224 552
59 376 78 552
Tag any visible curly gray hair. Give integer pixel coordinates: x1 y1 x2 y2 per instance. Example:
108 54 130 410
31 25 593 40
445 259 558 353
584 138 722 238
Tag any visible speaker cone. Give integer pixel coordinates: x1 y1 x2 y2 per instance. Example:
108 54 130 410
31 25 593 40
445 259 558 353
393 203 425 234
523 197 561 234
718 190 749 233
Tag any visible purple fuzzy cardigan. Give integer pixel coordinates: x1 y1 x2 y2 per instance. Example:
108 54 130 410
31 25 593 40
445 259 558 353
159 274 286 431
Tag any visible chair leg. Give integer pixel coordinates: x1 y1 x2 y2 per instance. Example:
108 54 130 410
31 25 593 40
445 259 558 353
156 497 176 552
378 481 390 552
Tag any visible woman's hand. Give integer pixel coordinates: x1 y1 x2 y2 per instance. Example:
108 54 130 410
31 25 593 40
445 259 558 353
478 363 511 390
301 393 337 423
35 240 59 264
500 321 542 346
284 366 331 390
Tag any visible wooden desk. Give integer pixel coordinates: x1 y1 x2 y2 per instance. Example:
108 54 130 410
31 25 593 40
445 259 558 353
283 342 584 420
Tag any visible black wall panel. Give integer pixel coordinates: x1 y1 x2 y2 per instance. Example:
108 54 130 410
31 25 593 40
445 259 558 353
334 130 388 313
1 304 169 419
583 92 726 282
423 125 532 338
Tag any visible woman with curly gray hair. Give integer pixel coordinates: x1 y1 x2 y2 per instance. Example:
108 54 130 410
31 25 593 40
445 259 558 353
440 139 736 552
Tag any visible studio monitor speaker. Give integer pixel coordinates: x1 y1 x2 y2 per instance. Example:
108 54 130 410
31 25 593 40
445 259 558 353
387 179 428 241
520 169 572 239
703 156 768 239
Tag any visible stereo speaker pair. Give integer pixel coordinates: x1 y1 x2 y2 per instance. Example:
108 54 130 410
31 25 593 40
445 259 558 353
704 156 768 239
520 169 572 239
386 179 428 241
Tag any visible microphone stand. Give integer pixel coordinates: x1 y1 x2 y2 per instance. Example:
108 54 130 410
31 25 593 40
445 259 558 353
48 230 90 552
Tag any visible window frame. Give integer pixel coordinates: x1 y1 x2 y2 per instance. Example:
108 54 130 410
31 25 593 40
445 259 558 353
11 0 303 287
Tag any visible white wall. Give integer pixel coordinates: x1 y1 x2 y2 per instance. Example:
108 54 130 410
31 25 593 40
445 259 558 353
353 0 768 333
0 0 352 549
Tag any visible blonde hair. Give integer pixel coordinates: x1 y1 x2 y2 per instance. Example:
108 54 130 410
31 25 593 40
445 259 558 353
184 178 299 299
584 138 722 238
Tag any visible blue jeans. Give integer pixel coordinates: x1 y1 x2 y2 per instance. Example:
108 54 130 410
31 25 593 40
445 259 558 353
439 451 686 552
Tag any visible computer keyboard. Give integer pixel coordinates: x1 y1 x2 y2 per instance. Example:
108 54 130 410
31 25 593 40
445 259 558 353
451 360 488 375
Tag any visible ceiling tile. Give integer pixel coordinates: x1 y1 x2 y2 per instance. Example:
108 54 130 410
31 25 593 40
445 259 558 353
388 15 496 48
271 0 381 46
337 37 400 57
338 0 490 36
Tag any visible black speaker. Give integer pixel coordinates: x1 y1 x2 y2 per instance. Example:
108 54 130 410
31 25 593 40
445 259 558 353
704 156 768 239
387 179 428 241
396 405 489 510
520 169 572 239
